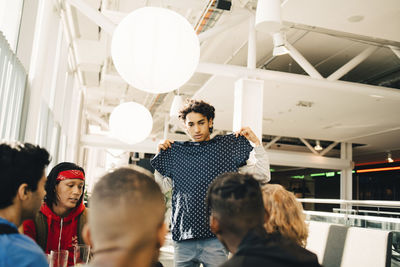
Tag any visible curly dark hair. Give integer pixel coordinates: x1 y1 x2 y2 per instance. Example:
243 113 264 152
206 172 265 236
0 142 50 209
45 162 85 208
179 99 215 133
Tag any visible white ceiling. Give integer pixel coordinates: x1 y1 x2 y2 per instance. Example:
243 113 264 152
66 0 400 161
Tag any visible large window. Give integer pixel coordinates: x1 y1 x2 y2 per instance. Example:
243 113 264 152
0 0 24 52
0 31 27 141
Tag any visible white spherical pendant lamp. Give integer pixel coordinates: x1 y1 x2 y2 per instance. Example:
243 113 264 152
111 7 200 94
109 102 153 144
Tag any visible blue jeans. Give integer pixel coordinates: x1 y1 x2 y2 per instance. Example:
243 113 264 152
174 237 228 267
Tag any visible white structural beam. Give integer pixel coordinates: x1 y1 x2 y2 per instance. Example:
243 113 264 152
299 137 319 155
267 149 352 170
320 141 339 156
198 14 249 42
85 110 109 130
80 134 159 153
265 136 281 149
247 15 256 69
340 142 353 200
327 46 378 81
81 134 352 170
85 104 115 113
285 42 324 79
66 0 116 35
101 9 128 24
341 125 400 143
81 132 190 153
196 62 400 97
389 45 400 59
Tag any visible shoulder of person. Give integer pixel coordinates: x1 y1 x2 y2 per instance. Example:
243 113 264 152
219 255 245 267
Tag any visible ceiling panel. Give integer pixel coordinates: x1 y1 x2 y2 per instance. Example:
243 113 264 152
194 73 400 151
282 0 400 42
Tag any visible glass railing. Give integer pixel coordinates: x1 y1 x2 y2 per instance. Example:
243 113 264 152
298 198 400 266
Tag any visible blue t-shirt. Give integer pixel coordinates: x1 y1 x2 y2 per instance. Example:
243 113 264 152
151 134 253 241
0 217 48 267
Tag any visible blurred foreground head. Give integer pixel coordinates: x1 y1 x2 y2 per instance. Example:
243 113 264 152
262 184 308 247
87 166 166 267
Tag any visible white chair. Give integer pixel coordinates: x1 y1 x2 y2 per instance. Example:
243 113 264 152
307 221 348 266
306 221 392 267
340 227 392 267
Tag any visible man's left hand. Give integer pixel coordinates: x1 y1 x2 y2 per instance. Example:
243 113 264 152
235 127 261 146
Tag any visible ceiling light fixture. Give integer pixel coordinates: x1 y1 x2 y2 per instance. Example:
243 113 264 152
111 7 200 94
387 152 394 163
314 140 323 151
109 102 153 144
170 92 184 118
272 32 289 56
255 0 282 33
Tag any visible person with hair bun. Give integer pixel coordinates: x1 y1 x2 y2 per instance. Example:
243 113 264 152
23 162 87 266
262 184 308 247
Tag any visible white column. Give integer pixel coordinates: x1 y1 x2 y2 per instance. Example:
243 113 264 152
340 142 353 200
233 78 264 141
247 15 256 70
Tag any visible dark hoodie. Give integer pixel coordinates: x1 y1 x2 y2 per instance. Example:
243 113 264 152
221 227 321 267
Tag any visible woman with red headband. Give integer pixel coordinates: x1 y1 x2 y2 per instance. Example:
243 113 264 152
22 162 87 266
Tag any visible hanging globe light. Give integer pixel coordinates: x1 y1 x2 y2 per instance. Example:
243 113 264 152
109 102 153 144
111 7 200 94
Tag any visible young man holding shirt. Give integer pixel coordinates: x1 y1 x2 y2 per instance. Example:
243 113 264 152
151 99 270 267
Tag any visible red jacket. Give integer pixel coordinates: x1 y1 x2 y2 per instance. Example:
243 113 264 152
23 202 86 266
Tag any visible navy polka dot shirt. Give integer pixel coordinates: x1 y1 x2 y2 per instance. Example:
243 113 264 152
150 134 253 241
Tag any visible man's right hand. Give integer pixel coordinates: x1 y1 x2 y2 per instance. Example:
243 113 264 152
157 139 174 152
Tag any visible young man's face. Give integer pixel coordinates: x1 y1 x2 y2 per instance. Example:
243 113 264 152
22 173 46 221
184 112 213 142
55 179 84 209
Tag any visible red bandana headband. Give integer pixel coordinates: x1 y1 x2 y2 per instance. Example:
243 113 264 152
56 170 85 181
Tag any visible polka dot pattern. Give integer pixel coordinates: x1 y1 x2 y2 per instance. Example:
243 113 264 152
151 134 253 241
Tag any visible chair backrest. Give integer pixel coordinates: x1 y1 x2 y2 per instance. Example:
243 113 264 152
340 227 392 267
306 221 392 267
307 221 348 267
